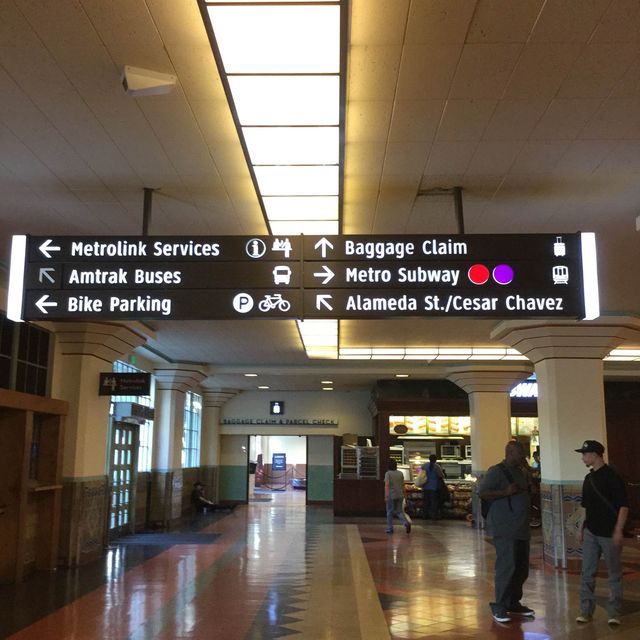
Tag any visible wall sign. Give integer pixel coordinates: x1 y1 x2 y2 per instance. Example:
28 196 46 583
99 372 151 396
7 233 599 321
272 453 287 471
270 401 284 415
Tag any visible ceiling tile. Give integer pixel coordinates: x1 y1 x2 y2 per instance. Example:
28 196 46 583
510 141 571 173
503 43 583 100
530 99 603 140
590 0 640 43
406 0 476 44
344 142 387 177
554 140 615 175
346 100 393 143
435 99 497 141
609 56 640 98
396 44 463 100
580 98 640 139
466 0 544 43
348 45 402 101
530 0 610 43
557 44 638 98
350 0 410 45
388 100 445 143
466 140 523 175
482 99 548 140
449 44 522 99
424 140 477 175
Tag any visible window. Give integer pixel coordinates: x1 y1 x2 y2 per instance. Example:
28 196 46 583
110 360 155 472
182 391 202 468
0 312 50 396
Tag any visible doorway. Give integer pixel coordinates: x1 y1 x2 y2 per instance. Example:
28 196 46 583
249 435 307 503
108 420 139 538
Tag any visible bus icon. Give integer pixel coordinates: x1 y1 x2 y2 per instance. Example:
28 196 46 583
272 266 292 285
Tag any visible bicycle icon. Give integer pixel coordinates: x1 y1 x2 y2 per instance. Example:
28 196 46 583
258 293 291 313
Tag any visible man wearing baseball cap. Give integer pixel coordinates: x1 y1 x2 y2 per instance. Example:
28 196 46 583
574 440 628 626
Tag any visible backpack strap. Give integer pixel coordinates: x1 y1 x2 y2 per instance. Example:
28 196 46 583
497 462 514 512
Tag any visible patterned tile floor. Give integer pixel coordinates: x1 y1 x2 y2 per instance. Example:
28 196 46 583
1 490 639 639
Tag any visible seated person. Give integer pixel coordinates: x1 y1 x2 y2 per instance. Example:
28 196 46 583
191 481 215 513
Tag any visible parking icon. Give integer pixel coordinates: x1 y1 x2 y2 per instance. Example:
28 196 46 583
233 293 254 313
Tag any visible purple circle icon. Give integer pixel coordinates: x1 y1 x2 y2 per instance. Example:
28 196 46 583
493 264 513 285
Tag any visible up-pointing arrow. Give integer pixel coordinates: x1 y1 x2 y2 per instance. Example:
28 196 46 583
39 267 56 284
314 237 334 258
313 265 335 285
35 295 58 314
316 294 333 311
39 239 61 259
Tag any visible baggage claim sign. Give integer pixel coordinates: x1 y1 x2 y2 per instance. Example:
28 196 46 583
6 233 599 322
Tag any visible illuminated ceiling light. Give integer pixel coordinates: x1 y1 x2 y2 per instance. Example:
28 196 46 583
322 387 334 391
297 319 338 359
395 374 410 378
200 1 345 237
254 166 338 196
244 127 339 165
321 380 333 384
207 4 339 74
258 385 270 389
244 373 258 377
270 220 339 235
263 196 338 221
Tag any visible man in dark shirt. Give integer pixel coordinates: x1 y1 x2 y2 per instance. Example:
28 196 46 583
574 440 628 626
191 481 215 513
478 441 534 624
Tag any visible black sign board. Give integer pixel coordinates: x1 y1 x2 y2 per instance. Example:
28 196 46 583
99 372 151 396
272 453 287 471
8 233 598 321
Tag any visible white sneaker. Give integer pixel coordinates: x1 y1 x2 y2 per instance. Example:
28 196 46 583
608 617 621 625
576 613 592 623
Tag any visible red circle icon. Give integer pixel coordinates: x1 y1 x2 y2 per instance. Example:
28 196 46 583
468 264 490 285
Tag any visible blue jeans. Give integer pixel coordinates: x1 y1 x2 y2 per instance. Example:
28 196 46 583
580 528 623 618
386 497 408 531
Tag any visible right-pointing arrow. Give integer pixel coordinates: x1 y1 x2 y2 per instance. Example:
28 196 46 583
313 265 335 285
316 294 333 311
35 295 58 314
39 267 56 284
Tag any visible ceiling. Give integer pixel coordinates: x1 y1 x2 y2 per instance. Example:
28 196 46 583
0 0 639 392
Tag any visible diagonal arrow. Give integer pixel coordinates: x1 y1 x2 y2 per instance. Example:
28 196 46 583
313 265 334 285
316 294 333 311
39 239 61 259
314 237 334 258
39 267 56 284
35 294 58 314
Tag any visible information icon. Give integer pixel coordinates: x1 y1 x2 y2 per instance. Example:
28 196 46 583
246 238 266 259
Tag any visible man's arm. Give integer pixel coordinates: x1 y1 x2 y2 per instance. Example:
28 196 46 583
613 506 629 547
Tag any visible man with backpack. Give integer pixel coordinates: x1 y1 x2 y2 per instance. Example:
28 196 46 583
478 440 534 624
574 440 628 626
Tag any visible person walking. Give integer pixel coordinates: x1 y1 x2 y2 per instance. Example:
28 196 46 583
422 454 445 519
384 459 411 534
574 440 628 626
478 441 534 624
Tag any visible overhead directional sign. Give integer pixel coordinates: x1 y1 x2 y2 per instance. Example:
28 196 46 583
6 233 599 321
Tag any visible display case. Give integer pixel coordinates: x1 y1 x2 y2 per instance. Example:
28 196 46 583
339 446 358 479
356 446 379 479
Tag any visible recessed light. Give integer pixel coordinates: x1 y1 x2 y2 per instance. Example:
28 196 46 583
258 385 269 390
244 373 258 377
322 387 333 391
395 374 410 378
321 380 333 384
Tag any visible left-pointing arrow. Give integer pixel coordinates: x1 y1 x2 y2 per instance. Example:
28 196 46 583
39 267 55 284
39 239 61 258
35 295 58 314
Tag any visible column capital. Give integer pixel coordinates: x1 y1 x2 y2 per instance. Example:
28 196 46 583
53 321 152 362
491 316 640 363
154 365 207 392
202 388 240 408
447 364 533 394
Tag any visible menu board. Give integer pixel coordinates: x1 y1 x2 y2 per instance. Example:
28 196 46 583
389 415 471 436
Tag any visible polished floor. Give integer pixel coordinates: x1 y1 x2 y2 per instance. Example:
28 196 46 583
2 490 640 639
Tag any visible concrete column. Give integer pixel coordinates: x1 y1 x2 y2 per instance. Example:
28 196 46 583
150 365 206 527
50 321 150 566
201 388 239 502
492 316 640 568
447 365 533 474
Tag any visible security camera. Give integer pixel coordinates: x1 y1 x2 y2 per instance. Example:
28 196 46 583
121 65 176 97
